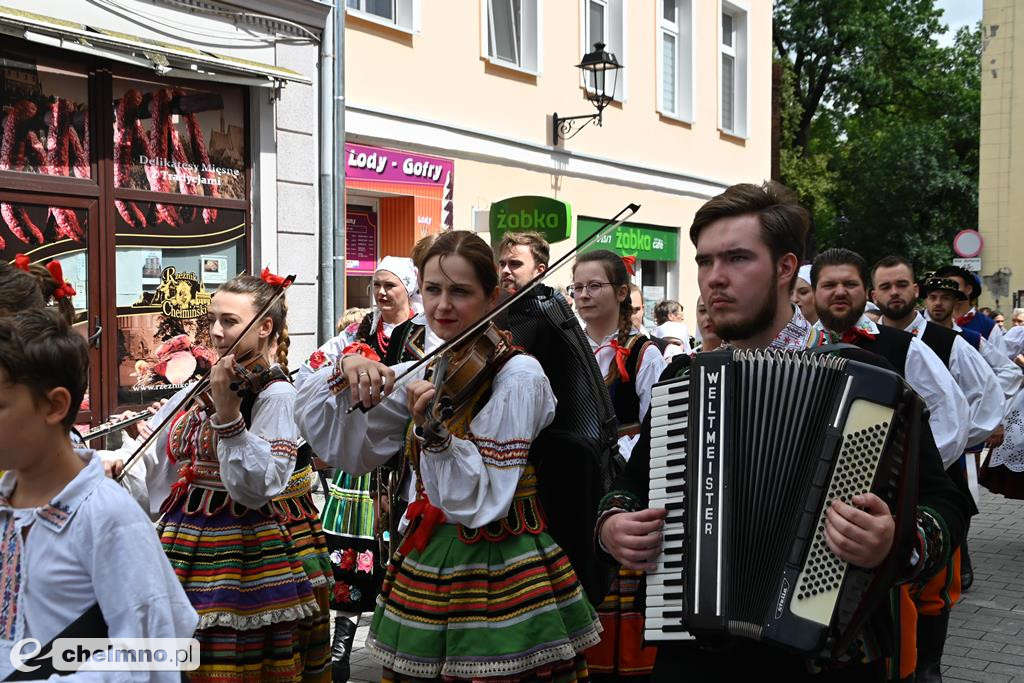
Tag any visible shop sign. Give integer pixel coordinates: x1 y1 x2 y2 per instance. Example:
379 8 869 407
345 142 454 186
489 196 572 243
577 218 678 262
346 209 378 274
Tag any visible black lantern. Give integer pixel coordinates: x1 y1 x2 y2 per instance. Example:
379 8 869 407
552 42 623 143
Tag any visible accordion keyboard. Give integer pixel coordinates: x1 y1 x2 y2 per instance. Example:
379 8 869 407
645 374 693 641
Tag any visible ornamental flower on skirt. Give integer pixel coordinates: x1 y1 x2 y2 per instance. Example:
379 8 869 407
333 581 351 603
330 549 343 565
340 548 357 571
356 550 374 574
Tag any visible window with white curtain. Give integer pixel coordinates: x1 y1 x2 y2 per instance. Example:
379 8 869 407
657 0 693 121
720 1 748 136
484 0 541 73
581 0 626 100
346 0 420 33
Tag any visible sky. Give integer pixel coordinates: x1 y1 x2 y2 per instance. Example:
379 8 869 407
934 0 982 45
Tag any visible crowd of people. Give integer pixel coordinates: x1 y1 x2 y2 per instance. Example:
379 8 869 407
0 180 1022 682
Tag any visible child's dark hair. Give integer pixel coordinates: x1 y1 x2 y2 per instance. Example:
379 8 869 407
0 308 89 431
573 249 633 344
0 261 46 316
215 274 290 366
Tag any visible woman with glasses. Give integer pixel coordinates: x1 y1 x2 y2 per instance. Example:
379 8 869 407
569 249 665 683
296 231 601 682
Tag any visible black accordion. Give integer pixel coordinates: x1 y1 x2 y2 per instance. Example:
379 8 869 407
645 349 921 654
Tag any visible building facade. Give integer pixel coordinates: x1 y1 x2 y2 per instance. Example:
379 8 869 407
343 0 772 327
0 0 329 426
980 0 1023 309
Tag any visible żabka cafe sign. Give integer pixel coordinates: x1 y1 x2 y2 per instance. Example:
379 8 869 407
489 196 572 243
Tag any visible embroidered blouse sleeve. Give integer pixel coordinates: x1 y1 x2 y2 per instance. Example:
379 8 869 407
417 355 556 528
636 343 667 422
213 382 299 508
294 359 419 474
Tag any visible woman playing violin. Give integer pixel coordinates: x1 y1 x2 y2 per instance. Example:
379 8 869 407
154 272 331 682
296 231 601 682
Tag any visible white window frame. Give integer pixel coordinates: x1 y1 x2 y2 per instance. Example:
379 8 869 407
345 0 421 35
579 0 627 102
480 0 543 76
718 0 749 137
656 0 695 123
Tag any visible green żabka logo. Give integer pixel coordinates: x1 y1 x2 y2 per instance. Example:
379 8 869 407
489 196 571 243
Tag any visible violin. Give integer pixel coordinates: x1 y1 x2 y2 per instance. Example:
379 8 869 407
417 323 518 445
193 348 290 413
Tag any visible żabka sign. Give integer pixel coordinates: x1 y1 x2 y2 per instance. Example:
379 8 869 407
345 143 454 186
489 196 572 244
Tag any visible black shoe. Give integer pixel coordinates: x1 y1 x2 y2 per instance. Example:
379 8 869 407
961 542 974 592
331 616 358 682
916 662 943 683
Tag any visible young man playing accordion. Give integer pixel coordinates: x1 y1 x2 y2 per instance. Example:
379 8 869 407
597 182 970 681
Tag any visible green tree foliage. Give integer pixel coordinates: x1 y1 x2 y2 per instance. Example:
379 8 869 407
774 0 980 273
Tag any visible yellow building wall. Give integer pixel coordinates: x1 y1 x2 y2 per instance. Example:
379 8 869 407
345 0 773 327
980 0 1024 309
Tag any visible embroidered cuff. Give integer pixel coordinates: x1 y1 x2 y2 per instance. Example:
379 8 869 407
594 489 645 559
210 414 245 439
327 359 350 396
906 506 948 583
415 427 452 453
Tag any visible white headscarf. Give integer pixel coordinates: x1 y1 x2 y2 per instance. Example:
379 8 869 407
372 256 418 331
798 264 813 286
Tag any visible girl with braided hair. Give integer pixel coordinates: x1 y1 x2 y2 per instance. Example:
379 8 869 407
569 249 665 682
152 271 331 681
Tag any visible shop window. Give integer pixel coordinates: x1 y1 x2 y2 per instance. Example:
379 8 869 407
115 202 246 405
581 0 626 100
720 1 748 137
0 47 91 180
484 0 541 74
112 77 246 210
657 0 694 122
0 195 97 422
347 0 420 33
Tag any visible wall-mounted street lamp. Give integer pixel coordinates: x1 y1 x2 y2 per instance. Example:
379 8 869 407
552 42 623 143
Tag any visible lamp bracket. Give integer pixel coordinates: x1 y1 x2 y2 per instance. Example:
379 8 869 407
552 111 603 143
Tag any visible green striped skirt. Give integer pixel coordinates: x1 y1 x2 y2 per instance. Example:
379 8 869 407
366 523 602 680
320 470 376 539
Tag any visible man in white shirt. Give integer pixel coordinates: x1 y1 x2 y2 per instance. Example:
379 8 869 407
811 249 970 469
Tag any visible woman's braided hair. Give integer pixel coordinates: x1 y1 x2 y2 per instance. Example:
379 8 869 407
216 274 289 367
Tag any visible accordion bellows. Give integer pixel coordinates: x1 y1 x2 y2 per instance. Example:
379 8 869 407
646 349 920 655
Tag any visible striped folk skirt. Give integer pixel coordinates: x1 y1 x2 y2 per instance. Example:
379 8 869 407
158 482 326 682
586 568 657 679
366 523 602 681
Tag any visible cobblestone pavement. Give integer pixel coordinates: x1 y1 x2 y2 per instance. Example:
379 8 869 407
335 488 1024 682
943 488 1024 683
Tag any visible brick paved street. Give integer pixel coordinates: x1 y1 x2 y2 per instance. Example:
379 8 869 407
339 489 1024 682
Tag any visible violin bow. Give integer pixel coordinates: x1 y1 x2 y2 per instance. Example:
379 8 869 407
115 274 296 483
345 202 641 413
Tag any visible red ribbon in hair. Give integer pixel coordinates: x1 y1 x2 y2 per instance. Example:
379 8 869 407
398 493 447 555
46 261 77 300
13 253 30 272
342 341 381 362
260 267 291 288
622 255 637 276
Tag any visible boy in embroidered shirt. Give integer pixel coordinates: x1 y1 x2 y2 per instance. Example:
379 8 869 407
0 309 197 681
